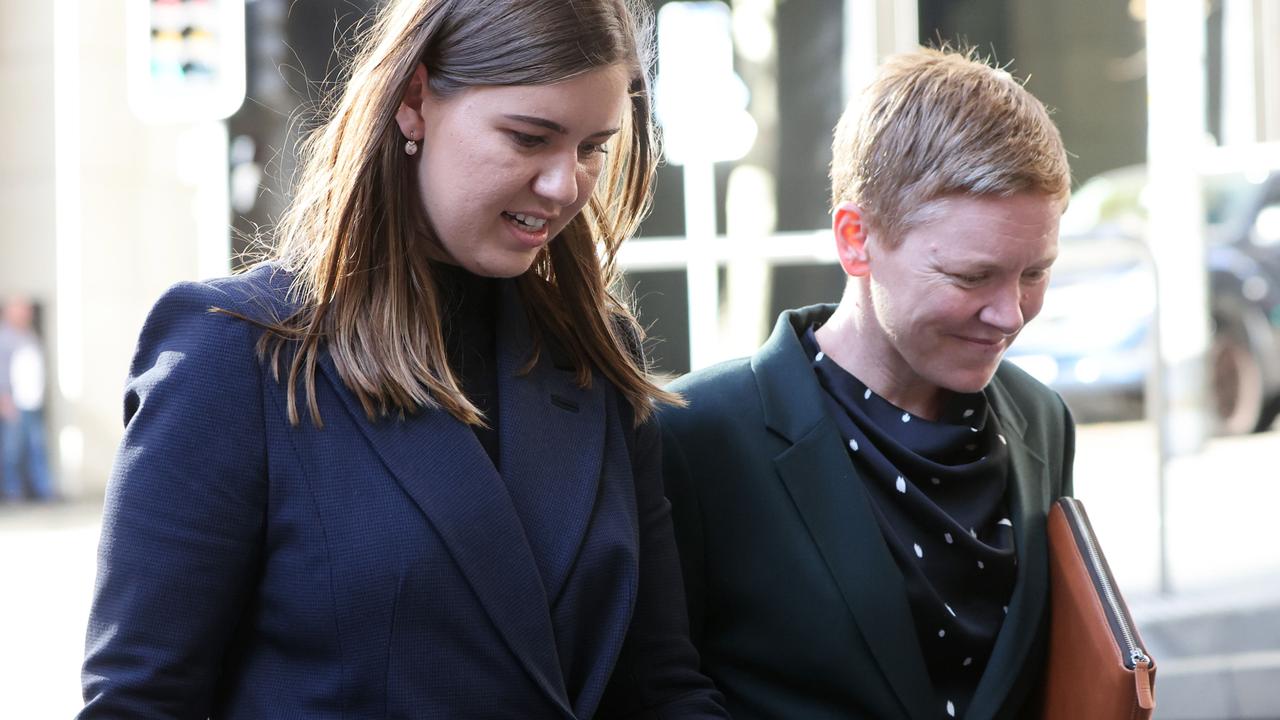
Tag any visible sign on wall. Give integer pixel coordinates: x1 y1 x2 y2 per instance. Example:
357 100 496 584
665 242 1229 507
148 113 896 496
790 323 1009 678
126 0 246 123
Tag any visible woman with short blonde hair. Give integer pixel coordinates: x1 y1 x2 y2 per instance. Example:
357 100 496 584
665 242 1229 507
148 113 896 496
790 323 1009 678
662 46 1074 720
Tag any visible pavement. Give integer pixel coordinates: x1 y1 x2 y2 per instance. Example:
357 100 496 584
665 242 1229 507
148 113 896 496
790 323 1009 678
1137 585 1280 719
0 498 101 720
1 421 1278 719
1072 422 1280 720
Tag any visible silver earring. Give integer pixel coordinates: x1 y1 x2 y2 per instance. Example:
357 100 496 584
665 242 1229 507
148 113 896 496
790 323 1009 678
405 138 419 156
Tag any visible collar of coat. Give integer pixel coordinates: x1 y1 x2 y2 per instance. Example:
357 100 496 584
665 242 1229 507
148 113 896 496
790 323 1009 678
751 304 1051 720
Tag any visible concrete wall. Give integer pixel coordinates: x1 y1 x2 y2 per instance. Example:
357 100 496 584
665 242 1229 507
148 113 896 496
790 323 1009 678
1 1 210 496
0 2 56 295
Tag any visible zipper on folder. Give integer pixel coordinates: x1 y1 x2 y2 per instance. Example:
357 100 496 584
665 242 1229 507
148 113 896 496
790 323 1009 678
1135 657 1154 710
1060 497 1153 708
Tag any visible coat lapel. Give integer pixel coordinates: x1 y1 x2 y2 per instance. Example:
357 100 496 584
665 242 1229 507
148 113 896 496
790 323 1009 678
316 324 574 718
756 306 937 720
494 281 607 606
966 378 1051 719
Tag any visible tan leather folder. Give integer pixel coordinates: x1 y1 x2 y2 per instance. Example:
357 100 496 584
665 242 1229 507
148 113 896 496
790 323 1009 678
1041 497 1156 720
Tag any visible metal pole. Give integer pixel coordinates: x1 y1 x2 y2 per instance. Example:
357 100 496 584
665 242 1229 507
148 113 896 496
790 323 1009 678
1143 246 1172 597
685 160 719 370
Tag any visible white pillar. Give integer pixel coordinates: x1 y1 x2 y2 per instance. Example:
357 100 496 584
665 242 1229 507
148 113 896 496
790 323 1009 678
1260 1 1280 141
53 0 84 494
842 0 919 104
1146 0 1211 594
1146 0 1211 455
1220 0 1258 146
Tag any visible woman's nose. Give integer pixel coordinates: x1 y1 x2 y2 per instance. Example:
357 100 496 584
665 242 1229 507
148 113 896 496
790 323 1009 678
979 283 1026 335
532 153 580 207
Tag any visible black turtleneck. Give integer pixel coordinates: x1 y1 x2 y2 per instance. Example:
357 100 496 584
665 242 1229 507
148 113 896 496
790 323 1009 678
434 262 500 467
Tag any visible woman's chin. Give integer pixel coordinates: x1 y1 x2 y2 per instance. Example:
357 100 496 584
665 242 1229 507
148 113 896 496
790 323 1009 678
937 366 1001 396
461 253 540 279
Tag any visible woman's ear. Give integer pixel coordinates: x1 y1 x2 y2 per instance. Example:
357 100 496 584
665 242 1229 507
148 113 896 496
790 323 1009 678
833 202 871 277
395 63 430 140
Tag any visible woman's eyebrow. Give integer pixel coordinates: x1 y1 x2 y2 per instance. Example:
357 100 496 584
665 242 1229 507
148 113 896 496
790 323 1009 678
502 114 620 139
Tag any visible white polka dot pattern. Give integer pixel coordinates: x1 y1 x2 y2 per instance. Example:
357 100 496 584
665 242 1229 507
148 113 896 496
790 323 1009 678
797 324 1016 715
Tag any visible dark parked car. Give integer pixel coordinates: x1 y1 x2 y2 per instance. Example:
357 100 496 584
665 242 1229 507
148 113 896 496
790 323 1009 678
1006 159 1280 434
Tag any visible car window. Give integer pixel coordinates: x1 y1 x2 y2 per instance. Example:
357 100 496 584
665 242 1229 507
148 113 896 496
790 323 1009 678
1203 173 1253 227
1062 167 1269 237
1061 168 1146 235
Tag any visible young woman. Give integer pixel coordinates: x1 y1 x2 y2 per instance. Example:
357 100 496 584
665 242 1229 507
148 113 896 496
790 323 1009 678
80 1 725 717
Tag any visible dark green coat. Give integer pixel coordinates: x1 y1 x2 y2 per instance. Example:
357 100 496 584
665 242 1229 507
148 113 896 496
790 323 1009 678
660 305 1075 720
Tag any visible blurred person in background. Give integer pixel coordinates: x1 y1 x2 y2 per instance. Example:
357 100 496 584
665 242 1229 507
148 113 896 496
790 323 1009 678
0 295 55 503
79 0 726 717
660 47 1074 720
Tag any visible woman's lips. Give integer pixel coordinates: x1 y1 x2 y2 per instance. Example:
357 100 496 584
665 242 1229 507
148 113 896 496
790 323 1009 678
502 211 551 247
955 334 1008 352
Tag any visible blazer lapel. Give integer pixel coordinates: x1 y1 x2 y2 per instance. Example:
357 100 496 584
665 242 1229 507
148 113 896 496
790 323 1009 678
966 380 1051 719
756 306 937 720
316 343 573 718
494 281 607 605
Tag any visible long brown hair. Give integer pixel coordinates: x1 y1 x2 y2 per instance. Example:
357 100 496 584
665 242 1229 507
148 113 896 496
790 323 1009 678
255 0 675 427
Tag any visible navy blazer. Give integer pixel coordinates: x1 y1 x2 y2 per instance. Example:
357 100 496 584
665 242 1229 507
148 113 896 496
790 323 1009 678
659 305 1074 720
81 265 726 719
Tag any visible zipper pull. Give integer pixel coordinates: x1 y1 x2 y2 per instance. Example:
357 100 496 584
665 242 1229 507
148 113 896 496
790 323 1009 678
1133 656 1155 710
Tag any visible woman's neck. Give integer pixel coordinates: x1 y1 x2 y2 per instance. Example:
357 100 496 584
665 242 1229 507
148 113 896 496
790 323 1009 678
813 294 946 421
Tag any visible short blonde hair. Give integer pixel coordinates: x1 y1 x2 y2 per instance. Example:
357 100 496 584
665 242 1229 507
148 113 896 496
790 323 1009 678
830 46 1070 244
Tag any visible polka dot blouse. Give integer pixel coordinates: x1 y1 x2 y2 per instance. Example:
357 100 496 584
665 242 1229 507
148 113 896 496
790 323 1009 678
802 325 1016 719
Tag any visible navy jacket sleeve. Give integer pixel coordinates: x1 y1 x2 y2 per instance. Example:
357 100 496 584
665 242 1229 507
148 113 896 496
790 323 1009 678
598 414 730 719
81 281 268 718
